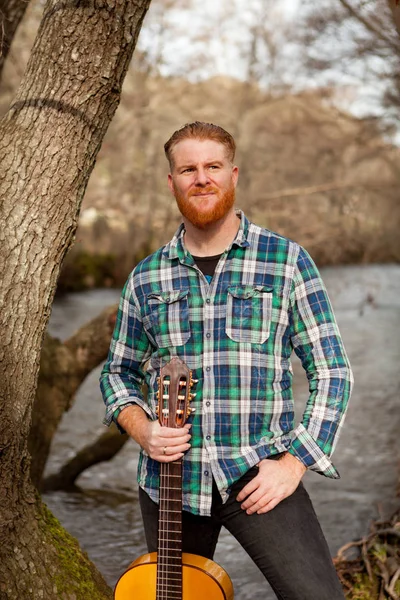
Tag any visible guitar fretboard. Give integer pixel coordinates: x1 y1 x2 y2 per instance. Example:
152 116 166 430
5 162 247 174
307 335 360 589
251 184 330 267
156 459 183 600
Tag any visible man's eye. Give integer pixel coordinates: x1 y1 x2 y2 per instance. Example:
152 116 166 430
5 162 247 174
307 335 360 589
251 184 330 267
209 165 219 170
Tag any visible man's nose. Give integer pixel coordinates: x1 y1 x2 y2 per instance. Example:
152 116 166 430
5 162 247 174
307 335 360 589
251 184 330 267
194 167 210 186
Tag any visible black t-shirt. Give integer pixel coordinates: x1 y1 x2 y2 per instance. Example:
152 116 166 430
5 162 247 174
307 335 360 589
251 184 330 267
192 253 222 282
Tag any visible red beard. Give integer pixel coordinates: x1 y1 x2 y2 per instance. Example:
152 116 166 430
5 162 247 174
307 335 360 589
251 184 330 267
174 183 236 229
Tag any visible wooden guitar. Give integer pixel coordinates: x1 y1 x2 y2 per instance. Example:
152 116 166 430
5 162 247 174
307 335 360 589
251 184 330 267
114 357 234 600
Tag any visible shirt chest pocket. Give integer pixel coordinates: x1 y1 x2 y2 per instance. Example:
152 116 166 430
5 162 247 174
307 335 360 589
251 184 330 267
226 285 274 344
146 290 191 348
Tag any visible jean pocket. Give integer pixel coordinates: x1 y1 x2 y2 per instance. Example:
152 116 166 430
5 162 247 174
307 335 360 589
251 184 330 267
146 289 191 348
226 285 273 344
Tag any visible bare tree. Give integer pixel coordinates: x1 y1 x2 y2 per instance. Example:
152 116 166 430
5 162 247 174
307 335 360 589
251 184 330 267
299 0 400 123
0 0 151 597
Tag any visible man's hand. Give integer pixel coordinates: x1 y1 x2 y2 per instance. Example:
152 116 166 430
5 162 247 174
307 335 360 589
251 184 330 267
236 453 307 515
117 405 191 463
140 420 192 462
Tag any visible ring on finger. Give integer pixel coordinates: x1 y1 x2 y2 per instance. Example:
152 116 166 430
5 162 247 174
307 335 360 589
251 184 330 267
163 446 167 455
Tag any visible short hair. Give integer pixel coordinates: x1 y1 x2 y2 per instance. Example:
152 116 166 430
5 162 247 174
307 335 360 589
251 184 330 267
164 121 236 169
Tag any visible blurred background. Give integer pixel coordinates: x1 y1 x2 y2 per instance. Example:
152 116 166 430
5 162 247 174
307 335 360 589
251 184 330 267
2 0 399 292
2 1 399 598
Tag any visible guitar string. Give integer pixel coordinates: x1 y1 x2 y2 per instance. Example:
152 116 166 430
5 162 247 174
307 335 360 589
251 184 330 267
158 461 183 599
157 373 186 600
159 461 181 599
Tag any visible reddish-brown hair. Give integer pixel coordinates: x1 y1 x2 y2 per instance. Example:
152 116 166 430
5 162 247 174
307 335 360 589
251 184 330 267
164 121 236 169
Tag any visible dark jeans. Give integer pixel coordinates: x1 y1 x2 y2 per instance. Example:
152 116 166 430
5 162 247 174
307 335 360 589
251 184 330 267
139 466 345 600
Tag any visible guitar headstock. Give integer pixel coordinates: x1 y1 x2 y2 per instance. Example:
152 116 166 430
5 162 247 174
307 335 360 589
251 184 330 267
156 358 197 428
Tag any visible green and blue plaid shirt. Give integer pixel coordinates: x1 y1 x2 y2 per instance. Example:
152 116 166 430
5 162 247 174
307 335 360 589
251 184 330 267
100 211 353 516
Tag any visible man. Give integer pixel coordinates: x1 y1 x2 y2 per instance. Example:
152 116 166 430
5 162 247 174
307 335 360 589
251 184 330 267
100 122 353 599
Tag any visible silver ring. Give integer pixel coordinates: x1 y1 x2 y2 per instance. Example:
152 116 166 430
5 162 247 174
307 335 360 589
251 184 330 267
163 446 167 455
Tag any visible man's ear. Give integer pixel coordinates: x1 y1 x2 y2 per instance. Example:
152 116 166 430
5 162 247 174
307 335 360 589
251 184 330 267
167 173 175 195
232 165 239 188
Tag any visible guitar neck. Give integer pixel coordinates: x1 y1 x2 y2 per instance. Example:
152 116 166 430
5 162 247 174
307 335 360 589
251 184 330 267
157 458 183 600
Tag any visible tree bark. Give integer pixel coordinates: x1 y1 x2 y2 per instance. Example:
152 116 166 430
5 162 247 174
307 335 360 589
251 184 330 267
0 0 151 596
0 0 30 80
29 304 118 489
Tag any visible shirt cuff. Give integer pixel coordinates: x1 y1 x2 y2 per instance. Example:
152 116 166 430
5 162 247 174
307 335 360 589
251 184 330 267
103 396 156 433
288 423 340 479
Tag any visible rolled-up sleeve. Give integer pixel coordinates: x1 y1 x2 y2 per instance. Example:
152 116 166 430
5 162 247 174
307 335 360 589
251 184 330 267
100 275 154 429
288 248 354 478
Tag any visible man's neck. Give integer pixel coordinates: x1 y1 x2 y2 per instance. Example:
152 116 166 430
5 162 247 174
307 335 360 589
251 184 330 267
182 210 241 257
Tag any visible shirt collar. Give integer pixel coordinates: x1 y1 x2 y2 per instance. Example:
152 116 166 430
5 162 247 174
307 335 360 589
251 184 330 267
164 209 250 261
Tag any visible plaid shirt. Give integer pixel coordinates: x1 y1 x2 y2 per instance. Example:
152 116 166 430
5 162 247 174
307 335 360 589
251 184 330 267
100 211 353 516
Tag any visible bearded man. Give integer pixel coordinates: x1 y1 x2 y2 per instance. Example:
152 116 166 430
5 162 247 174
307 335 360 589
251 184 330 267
100 122 353 600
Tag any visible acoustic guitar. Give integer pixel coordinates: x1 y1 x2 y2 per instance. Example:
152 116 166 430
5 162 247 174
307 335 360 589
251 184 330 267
114 357 234 600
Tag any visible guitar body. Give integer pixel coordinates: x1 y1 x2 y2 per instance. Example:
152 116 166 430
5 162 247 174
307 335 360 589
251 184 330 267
114 552 234 600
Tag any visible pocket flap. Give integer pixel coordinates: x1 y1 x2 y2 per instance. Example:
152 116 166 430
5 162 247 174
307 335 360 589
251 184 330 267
147 289 189 304
227 284 274 299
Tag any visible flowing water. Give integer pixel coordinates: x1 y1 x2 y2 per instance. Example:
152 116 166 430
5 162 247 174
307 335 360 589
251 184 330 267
43 264 400 599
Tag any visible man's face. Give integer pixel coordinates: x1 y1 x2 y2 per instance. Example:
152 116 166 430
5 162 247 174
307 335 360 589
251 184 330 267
167 138 239 229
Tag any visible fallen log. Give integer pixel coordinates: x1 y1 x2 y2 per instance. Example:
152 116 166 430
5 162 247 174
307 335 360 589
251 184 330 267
42 424 128 492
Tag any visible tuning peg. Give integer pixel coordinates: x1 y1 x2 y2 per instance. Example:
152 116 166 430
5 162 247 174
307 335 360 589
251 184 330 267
186 407 196 417
189 393 197 401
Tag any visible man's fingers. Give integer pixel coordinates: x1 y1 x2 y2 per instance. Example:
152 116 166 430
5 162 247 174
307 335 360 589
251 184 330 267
236 477 260 502
157 425 191 440
239 481 266 508
241 487 271 512
149 440 191 461
158 451 185 463
256 496 281 514
162 442 191 455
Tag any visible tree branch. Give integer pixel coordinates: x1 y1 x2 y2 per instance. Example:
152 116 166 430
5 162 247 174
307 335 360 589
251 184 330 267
388 0 400 36
29 304 118 488
42 425 128 492
338 0 400 53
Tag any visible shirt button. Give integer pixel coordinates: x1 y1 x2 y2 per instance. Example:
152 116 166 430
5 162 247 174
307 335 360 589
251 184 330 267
206 366 211 372
206 435 211 440
206 298 211 304
206 401 211 407
206 332 211 338
204 470 209 476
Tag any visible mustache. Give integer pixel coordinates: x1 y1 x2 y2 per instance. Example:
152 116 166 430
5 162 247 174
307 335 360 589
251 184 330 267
188 186 219 198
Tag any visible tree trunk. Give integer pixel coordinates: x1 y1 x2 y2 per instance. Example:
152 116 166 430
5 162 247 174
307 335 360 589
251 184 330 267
0 0 151 596
0 0 30 80
29 304 118 489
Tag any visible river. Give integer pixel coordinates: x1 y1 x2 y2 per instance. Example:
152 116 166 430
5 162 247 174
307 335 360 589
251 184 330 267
43 264 400 599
